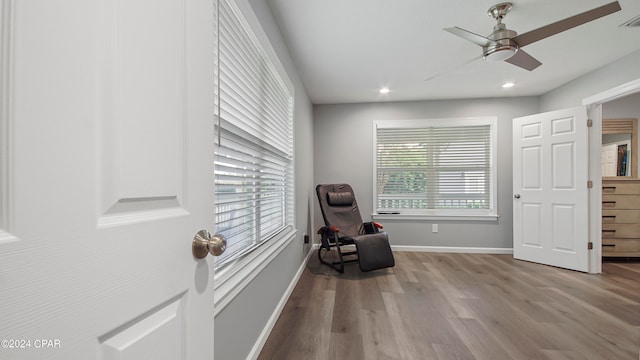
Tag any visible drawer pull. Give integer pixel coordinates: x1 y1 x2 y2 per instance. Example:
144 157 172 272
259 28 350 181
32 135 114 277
602 229 616 233
602 186 617 190
602 215 617 218
602 244 616 247
602 201 617 204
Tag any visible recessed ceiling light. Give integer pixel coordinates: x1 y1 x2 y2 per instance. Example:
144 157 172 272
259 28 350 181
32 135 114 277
502 82 515 88
379 87 390 94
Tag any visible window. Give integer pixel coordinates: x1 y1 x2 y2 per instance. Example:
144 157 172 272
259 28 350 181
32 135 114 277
374 118 497 219
214 0 294 270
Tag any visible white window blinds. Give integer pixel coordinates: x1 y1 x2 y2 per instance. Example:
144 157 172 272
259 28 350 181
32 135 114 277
375 119 495 214
214 0 294 268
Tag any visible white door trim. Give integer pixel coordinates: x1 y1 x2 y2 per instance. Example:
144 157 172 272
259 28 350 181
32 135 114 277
583 77 640 273
583 79 640 106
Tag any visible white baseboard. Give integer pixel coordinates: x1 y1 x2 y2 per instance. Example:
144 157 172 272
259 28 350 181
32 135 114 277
246 245 316 360
391 245 513 254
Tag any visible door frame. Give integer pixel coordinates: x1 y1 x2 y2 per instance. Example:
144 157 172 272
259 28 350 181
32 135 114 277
583 78 640 273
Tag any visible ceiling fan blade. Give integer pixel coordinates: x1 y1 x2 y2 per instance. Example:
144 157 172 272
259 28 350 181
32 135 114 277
512 1 621 47
444 27 493 47
505 49 542 71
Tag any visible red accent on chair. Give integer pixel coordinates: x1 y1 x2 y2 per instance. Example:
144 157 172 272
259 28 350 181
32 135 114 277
317 225 340 234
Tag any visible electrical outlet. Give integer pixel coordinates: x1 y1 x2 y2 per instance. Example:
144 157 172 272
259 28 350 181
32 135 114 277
432 224 438 233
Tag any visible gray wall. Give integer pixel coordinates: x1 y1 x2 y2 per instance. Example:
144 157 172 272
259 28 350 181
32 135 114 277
213 0 314 359
603 93 640 119
540 49 640 111
313 98 539 249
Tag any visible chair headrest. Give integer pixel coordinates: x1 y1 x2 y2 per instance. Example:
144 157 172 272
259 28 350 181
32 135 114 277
326 191 354 206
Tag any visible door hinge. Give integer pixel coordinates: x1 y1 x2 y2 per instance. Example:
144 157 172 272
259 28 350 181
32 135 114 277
587 119 593 127
588 242 593 250
587 180 593 188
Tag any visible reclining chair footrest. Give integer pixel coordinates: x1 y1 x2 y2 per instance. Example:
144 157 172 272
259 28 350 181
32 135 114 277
354 235 395 272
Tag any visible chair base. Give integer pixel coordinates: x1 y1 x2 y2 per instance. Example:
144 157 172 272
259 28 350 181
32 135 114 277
317 244 358 273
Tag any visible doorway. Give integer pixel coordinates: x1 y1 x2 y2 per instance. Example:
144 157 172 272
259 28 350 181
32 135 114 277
584 78 640 273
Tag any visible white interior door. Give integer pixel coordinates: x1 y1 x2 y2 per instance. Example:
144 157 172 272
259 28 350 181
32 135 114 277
0 1 217 359
512 106 590 272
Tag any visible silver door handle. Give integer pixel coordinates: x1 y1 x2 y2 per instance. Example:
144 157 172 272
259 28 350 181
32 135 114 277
514 194 521 199
192 230 227 259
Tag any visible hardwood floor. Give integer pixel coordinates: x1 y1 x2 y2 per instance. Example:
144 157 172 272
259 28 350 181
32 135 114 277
258 252 640 360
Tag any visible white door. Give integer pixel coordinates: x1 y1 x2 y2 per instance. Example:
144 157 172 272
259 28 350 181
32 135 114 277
0 1 218 359
601 143 618 176
512 106 590 272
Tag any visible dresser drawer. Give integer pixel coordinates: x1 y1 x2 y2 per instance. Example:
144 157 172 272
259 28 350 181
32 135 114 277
602 238 640 256
602 209 640 223
602 194 640 210
602 223 640 238
602 182 640 195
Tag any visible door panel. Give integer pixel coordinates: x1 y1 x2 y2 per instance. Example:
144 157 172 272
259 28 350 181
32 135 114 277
0 1 216 359
522 146 542 190
513 107 589 272
522 146 542 189
101 0 185 206
552 204 576 251
552 142 575 188
522 203 542 247
551 116 574 134
97 0 188 227
99 295 185 359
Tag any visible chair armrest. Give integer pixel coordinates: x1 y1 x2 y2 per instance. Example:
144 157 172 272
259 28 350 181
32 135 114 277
317 225 339 235
363 221 383 234
317 225 340 250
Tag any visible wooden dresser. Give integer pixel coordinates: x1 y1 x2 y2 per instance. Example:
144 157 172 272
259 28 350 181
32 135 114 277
602 179 640 257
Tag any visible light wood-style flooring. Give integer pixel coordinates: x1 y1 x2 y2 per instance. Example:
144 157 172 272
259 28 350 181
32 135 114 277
258 251 640 360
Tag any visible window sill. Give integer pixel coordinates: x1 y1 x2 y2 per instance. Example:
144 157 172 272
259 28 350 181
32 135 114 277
213 226 296 316
372 213 499 222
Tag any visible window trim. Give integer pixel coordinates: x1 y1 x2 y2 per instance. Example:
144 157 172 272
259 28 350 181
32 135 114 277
213 0 296 313
372 118 498 221
214 226 296 315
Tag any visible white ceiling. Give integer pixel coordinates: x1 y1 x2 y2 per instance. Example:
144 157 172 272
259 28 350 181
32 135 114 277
267 0 640 104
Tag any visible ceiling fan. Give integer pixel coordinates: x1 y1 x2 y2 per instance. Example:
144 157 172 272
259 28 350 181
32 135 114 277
444 1 622 71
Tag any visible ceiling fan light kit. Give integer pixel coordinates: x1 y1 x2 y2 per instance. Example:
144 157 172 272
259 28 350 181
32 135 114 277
483 44 518 62
444 1 622 72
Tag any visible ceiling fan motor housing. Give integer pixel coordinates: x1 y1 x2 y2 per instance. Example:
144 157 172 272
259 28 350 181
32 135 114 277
483 23 518 61
482 2 518 61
